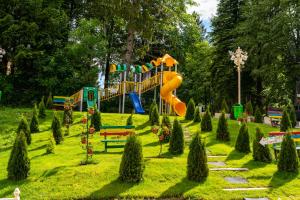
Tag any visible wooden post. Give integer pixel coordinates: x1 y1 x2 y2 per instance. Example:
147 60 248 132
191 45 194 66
154 67 158 101
119 72 122 113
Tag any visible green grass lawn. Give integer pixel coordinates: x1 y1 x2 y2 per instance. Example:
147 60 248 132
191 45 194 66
0 107 300 199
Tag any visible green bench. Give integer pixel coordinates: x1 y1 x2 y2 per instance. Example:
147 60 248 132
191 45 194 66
99 125 135 152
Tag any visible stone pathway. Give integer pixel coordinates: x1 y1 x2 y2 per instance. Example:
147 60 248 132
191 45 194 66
210 168 249 171
223 187 269 191
208 161 226 166
244 198 269 200
225 177 248 184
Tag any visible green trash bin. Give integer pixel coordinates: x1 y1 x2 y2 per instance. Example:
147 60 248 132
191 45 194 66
233 104 243 119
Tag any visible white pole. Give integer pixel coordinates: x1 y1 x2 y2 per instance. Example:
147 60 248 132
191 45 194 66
174 64 177 96
238 67 241 104
119 73 122 113
80 89 83 112
139 73 142 100
159 64 163 115
154 67 158 101
134 73 137 92
122 71 127 113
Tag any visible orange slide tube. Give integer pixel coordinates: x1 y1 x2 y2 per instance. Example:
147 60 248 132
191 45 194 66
160 71 186 116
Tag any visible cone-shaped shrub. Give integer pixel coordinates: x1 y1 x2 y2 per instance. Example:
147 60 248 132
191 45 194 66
169 119 184 155
30 112 39 133
288 104 297 128
126 113 133 126
245 101 253 115
216 112 230 141
151 104 160 126
91 109 101 131
253 128 272 163
51 113 63 144
38 96 46 119
187 132 209 182
254 106 263 123
17 116 31 145
161 115 172 129
46 135 55 154
7 131 30 180
193 106 201 123
185 98 195 120
63 107 73 126
201 109 212 132
235 123 251 153
46 92 53 109
278 133 299 172
280 109 291 132
149 100 156 122
221 99 229 113
119 135 144 182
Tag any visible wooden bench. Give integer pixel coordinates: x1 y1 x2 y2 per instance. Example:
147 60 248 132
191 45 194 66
268 131 300 159
100 125 135 152
267 108 283 127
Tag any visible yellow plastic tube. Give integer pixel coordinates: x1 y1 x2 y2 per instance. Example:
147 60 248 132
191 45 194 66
160 71 186 116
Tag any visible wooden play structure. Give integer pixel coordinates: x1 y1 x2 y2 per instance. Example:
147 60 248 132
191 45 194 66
53 54 187 116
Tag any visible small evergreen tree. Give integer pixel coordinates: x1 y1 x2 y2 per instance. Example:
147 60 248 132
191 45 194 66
38 96 46 119
46 92 53 109
91 109 101 131
17 116 31 145
185 98 196 120
245 101 254 115
126 113 133 126
254 106 263 123
235 123 251 153
288 104 297 128
149 100 156 122
253 128 272 163
280 109 292 132
201 109 212 132
221 98 229 113
46 135 55 154
161 115 172 129
216 112 230 141
63 107 73 126
193 106 201 123
187 132 209 182
30 111 39 133
119 135 144 182
277 133 299 172
151 104 160 126
169 118 184 155
51 113 63 144
7 131 30 180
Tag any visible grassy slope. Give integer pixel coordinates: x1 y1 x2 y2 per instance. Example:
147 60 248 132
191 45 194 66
0 108 299 200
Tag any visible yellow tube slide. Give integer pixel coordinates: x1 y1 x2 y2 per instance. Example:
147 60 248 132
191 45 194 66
160 71 186 116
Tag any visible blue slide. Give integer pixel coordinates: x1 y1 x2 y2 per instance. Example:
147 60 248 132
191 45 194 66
129 92 145 114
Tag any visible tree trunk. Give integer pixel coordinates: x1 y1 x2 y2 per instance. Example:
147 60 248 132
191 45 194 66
124 28 135 65
104 20 114 89
104 52 111 88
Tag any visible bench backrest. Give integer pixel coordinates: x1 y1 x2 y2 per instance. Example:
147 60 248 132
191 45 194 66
268 131 300 145
100 125 135 136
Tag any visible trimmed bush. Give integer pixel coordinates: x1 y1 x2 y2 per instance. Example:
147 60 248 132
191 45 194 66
126 113 133 126
288 104 297 128
119 135 144 182
7 131 30 180
151 104 160 126
253 128 272 163
221 98 229 113
185 98 195 120
254 106 263 123
201 109 212 132
17 116 31 145
46 92 53 109
30 111 39 133
277 133 299 172
216 112 230 141
38 96 46 119
245 101 253 115
280 109 291 132
91 109 102 131
161 115 172 129
187 132 209 182
193 106 201 123
63 107 73 126
149 100 156 122
235 123 251 153
46 135 55 154
169 118 184 155
51 113 63 144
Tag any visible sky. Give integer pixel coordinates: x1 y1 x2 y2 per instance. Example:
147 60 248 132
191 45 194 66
187 0 219 32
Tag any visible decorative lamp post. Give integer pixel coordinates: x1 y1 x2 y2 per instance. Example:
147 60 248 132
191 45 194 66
229 47 248 104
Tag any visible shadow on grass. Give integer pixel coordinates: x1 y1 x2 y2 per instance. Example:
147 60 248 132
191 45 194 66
185 122 199 128
89 179 135 199
0 146 12 153
225 150 248 161
241 160 269 169
0 179 27 197
160 178 200 198
31 152 48 159
93 150 123 155
138 129 152 136
180 119 190 123
269 171 299 189
29 144 47 152
136 121 150 130
159 151 181 159
144 141 159 147
68 133 81 138
40 166 67 178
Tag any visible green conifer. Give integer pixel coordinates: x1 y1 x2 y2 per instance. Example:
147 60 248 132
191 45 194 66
46 92 53 109
280 109 291 132
151 104 160 126
91 109 101 131
169 118 184 155
38 96 46 119
287 104 297 128
17 116 31 145
51 113 63 144
193 106 201 123
246 101 253 115
185 98 196 120
235 123 251 153
46 135 55 154
254 106 263 123
126 113 133 126
221 98 229 113
201 109 212 132
252 128 272 163
216 112 230 141
161 115 172 129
